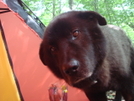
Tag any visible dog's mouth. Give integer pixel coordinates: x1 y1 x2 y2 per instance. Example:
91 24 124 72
72 73 98 89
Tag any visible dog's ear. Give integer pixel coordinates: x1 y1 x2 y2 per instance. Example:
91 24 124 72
39 43 47 65
78 11 107 25
39 42 64 79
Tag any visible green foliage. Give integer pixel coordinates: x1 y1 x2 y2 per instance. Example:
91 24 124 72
22 0 134 41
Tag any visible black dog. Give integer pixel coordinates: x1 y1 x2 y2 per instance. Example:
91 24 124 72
39 11 134 101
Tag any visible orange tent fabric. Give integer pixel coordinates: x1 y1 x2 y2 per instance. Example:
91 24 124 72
0 1 88 101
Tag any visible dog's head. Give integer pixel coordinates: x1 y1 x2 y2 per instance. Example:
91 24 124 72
39 11 107 89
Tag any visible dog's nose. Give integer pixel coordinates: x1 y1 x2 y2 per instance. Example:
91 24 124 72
64 60 79 75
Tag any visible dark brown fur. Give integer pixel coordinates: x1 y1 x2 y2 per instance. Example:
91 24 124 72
39 11 134 101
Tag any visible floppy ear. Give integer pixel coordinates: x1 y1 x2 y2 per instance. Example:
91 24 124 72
78 11 107 25
39 43 47 65
39 42 64 79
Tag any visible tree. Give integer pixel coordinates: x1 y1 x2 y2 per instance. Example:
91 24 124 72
22 0 134 40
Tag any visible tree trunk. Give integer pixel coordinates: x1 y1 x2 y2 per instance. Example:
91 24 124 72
53 0 56 18
69 0 73 10
93 0 98 11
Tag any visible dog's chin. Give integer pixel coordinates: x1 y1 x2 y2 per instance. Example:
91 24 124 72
72 77 98 89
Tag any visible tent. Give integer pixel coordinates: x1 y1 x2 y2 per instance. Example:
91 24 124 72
0 1 88 101
0 21 22 101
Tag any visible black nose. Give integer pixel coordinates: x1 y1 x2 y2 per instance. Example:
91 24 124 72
64 60 79 75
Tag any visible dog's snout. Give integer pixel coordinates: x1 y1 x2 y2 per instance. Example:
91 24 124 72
64 60 79 75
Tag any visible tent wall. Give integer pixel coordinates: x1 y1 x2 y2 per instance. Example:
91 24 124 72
0 25 21 101
3 0 45 38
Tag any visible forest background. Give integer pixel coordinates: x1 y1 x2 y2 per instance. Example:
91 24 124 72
22 0 134 41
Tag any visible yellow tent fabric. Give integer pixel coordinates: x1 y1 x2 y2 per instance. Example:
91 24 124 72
0 30 21 101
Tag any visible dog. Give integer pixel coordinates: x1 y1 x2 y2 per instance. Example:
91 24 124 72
39 11 134 101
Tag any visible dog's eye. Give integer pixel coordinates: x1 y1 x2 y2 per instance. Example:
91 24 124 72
72 30 79 37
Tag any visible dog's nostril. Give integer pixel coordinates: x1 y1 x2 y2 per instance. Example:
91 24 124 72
64 59 79 75
72 66 78 72
64 65 79 75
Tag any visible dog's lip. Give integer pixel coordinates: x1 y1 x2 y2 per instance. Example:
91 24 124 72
74 72 93 84
74 77 87 84
72 72 97 88
73 78 98 89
